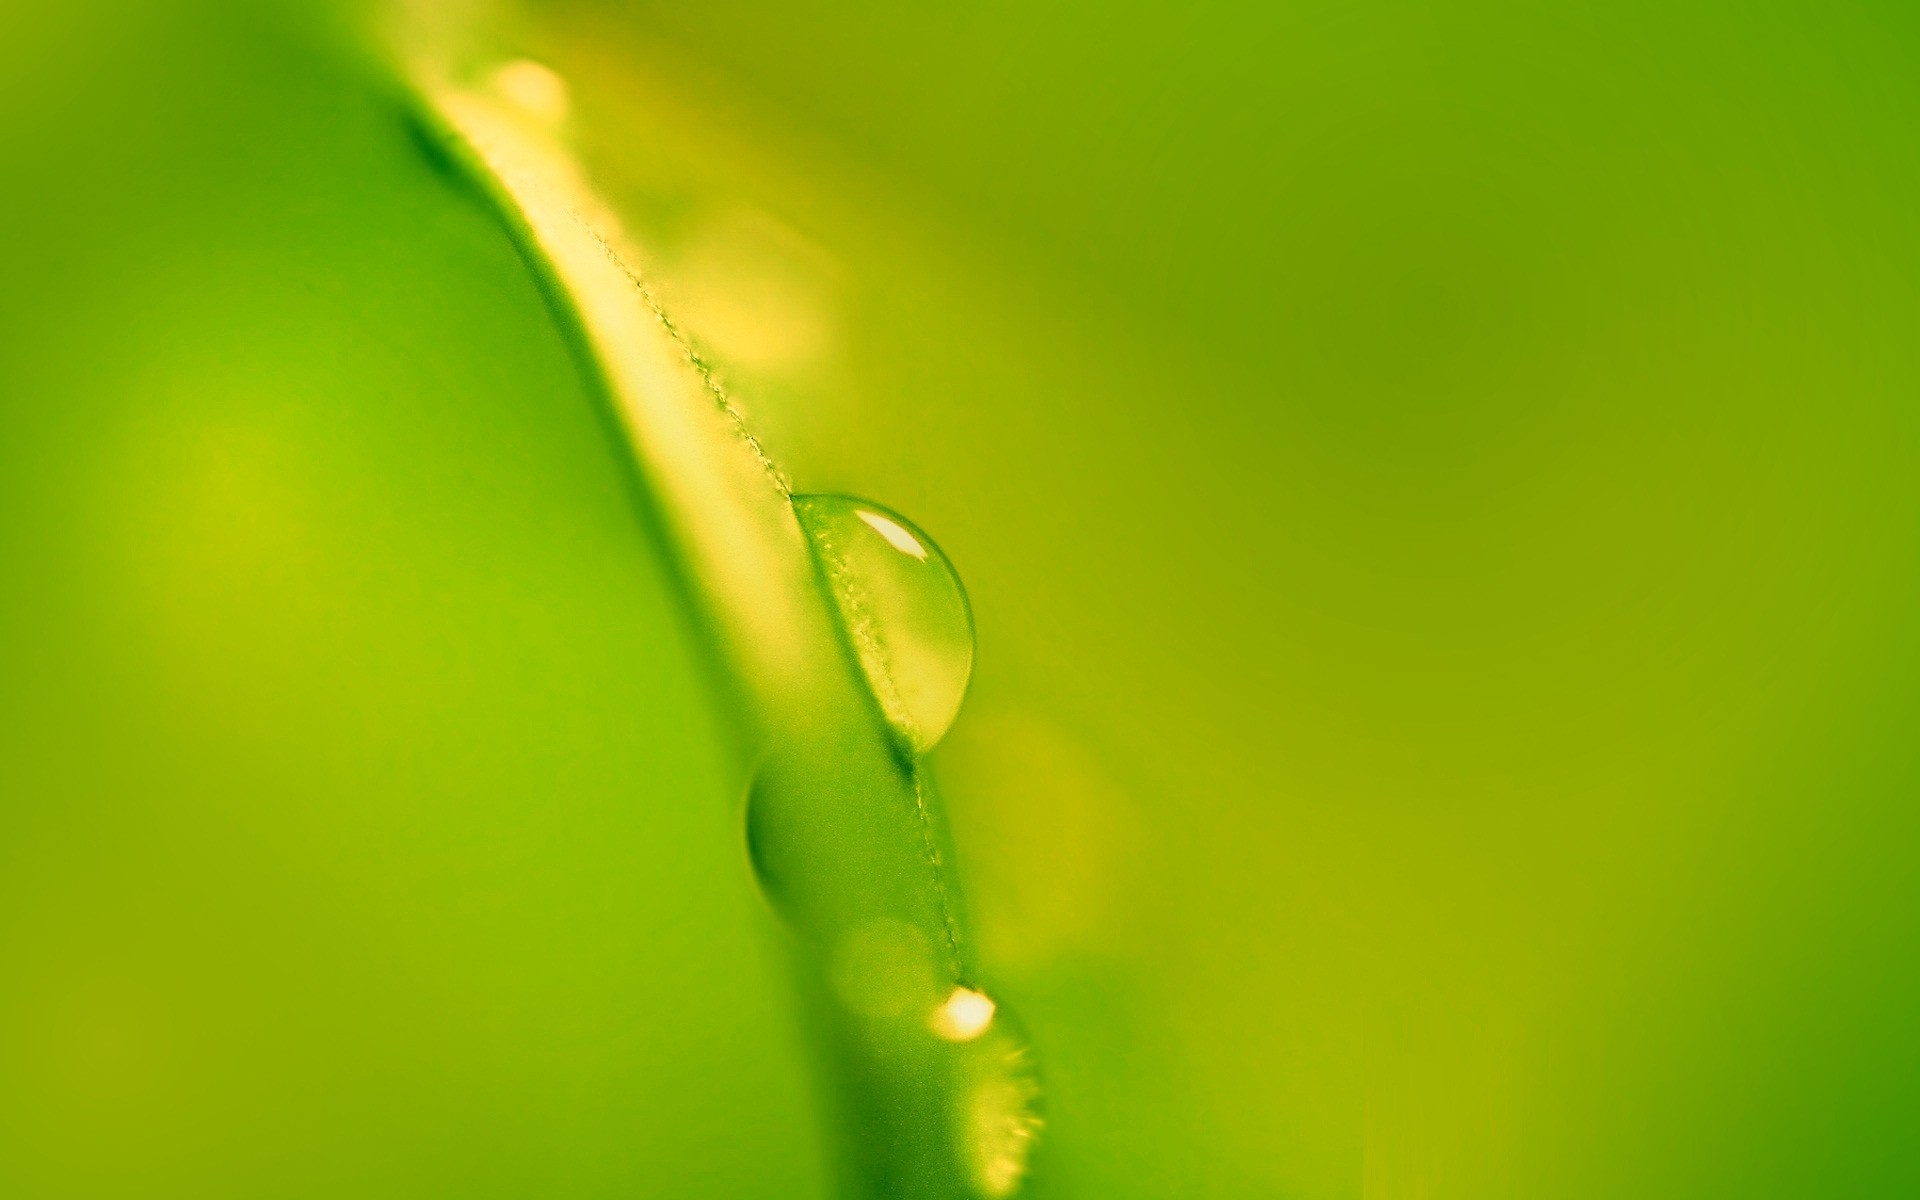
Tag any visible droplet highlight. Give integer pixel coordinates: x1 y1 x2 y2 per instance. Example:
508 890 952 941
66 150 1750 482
932 985 997 1042
792 495 974 754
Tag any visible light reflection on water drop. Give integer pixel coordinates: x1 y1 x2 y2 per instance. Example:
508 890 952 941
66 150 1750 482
932 985 997 1042
792 495 975 754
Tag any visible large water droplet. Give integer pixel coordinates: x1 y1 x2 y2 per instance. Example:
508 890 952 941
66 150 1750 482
792 495 974 754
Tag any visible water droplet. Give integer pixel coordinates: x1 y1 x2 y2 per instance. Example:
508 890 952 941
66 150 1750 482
792 495 974 754
932 985 997 1042
489 59 570 126
954 1019 1044 1197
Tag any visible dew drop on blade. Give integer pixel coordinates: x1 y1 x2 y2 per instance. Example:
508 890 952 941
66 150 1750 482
932 985 997 1042
488 58 571 126
792 495 975 754
953 1016 1044 1198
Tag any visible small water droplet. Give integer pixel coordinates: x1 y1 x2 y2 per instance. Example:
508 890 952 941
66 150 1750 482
792 495 974 754
932 985 997 1042
954 1018 1044 1198
489 59 570 126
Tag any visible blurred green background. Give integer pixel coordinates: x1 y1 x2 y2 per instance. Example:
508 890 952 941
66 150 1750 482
5 0 1920 1196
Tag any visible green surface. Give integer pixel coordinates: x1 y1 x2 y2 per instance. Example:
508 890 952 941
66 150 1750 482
7 1 1920 1197
533 3 1920 1196
0 6 825 1197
